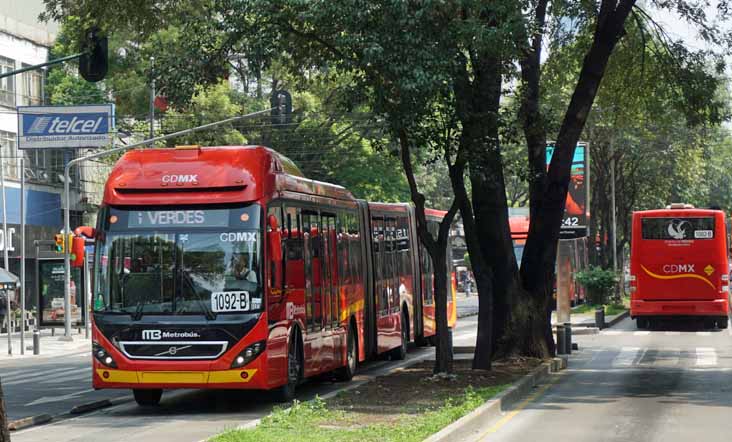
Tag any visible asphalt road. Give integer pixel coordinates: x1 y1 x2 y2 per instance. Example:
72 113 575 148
0 351 129 422
7 317 478 442
478 316 732 442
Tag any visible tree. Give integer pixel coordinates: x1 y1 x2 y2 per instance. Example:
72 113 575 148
0 379 9 442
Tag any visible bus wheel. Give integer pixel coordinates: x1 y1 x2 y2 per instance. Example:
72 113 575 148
275 330 301 403
133 389 162 407
704 318 716 330
335 324 357 381
390 312 409 361
718 317 729 329
636 317 648 329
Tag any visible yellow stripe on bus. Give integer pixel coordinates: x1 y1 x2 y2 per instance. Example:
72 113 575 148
640 264 715 290
96 369 257 384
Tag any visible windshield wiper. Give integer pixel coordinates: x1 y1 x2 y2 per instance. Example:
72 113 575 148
196 295 217 321
132 301 144 321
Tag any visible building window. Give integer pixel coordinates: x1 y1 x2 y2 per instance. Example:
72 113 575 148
0 131 18 179
21 66 43 106
0 56 16 108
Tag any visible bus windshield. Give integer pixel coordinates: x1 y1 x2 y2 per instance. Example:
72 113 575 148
94 205 262 317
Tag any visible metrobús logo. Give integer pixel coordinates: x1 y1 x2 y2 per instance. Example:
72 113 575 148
666 219 691 240
141 330 201 340
662 264 695 274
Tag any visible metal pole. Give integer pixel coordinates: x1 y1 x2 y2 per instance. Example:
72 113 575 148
149 57 155 140
84 255 90 339
62 158 72 340
60 107 277 342
20 157 25 354
610 141 619 303
34 241 39 354
610 142 617 274
1 157 10 356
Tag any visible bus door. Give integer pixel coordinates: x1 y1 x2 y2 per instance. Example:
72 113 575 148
320 212 337 370
386 218 401 342
302 210 323 375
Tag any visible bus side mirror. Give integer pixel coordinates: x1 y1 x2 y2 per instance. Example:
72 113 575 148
74 226 96 239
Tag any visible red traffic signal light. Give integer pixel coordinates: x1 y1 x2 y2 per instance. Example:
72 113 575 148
79 27 108 82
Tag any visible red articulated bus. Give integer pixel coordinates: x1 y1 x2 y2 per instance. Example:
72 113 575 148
89 145 456 406
630 204 730 329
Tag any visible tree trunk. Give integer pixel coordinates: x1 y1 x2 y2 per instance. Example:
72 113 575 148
397 128 459 374
431 250 452 374
516 0 635 357
0 379 9 442
449 160 493 369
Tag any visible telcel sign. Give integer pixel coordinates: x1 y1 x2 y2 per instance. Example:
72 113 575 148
17 104 114 149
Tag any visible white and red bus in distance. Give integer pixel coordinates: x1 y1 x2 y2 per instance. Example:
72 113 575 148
89 145 456 406
509 211 529 266
630 204 730 329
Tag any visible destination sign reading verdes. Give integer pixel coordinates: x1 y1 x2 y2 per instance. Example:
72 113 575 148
17 104 114 149
128 209 230 229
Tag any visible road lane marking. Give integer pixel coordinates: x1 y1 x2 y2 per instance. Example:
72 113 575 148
24 388 96 407
664 331 681 336
613 347 642 367
696 347 717 366
38 370 91 384
696 332 712 336
4 367 84 386
633 331 650 336
477 376 562 440
601 330 622 336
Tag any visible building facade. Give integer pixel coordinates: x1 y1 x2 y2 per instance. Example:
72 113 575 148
0 2 103 321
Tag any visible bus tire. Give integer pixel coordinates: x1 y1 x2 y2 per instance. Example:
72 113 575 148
389 311 409 361
636 317 648 329
718 317 729 329
703 318 716 330
274 328 302 403
133 389 162 407
335 322 357 381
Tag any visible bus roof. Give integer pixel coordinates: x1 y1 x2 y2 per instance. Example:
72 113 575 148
633 208 725 217
103 145 355 206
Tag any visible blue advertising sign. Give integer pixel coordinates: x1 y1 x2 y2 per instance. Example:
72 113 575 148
546 142 589 238
17 104 114 149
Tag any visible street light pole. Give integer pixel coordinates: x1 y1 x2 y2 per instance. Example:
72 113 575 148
0 156 10 355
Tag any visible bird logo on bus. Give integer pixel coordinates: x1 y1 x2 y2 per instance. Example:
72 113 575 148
667 219 690 240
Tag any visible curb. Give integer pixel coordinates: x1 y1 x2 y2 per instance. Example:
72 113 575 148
70 399 113 415
8 413 52 431
605 310 630 328
424 356 568 442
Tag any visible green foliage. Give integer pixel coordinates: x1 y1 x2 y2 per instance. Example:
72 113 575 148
210 386 507 442
463 252 471 271
576 266 617 306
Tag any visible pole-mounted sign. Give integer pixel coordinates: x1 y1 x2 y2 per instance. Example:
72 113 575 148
17 104 115 149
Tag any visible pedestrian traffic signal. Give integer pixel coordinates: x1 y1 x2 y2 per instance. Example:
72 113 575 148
79 27 108 82
54 233 65 253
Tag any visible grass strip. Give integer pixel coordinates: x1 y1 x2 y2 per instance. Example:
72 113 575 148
211 384 508 442
572 303 626 316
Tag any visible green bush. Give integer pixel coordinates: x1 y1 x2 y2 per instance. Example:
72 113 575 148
576 266 617 305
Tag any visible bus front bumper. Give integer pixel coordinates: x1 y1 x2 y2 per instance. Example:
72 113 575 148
93 367 264 389
631 298 729 317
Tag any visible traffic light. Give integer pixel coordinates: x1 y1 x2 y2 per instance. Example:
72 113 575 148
79 27 108 82
270 90 293 125
54 234 65 253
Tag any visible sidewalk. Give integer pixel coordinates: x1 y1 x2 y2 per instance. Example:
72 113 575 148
0 327 90 360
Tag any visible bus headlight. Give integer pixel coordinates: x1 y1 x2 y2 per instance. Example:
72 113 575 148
93 342 118 368
230 340 266 368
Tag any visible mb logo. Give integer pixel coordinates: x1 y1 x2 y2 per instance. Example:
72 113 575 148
142 330 162 340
